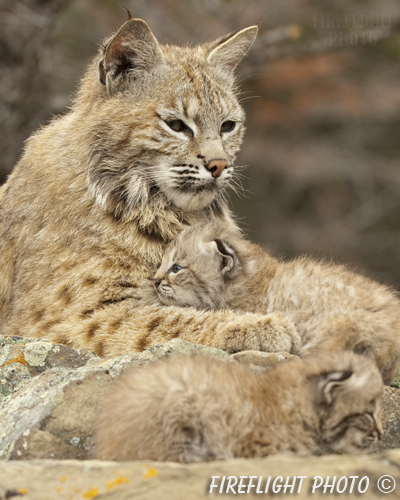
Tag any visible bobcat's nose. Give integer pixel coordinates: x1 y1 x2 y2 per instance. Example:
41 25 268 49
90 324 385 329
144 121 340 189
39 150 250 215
153 278 162 288
206 159 229 178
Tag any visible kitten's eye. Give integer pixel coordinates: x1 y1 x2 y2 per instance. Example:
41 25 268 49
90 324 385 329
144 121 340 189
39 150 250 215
220 121 235 133
170 264 183 274
166 119 192 135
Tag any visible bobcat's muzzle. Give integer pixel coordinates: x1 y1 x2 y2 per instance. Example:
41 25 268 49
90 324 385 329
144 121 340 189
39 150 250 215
206 159 229 178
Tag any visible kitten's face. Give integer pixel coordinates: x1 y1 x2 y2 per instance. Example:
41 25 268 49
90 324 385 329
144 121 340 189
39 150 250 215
313 367 383 453
154 237 226 309
324 399 383 453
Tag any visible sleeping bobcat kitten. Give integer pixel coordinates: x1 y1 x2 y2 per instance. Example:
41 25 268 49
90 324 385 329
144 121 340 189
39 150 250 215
153 223 400 384
96 352 383 463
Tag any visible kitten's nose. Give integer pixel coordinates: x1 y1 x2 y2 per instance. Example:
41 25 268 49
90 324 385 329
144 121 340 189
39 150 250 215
206 159 229 178
153 278 162 288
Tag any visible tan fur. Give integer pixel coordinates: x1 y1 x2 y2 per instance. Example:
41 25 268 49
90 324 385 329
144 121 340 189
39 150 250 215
0 19 296 356
95 352 383 463
155 222 400 384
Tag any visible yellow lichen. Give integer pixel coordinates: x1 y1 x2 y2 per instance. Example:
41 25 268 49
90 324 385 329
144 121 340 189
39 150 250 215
106 476 129 491
2 352 27 367
143 467 158 479
82 488 99 499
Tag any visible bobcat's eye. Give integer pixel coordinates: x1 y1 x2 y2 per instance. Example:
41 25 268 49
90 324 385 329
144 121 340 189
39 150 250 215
220 121 235 133
165 119 192 135
170 264 183 274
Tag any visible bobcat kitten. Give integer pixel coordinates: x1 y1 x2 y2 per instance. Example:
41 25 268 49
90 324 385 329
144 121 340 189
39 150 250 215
95 352 383 463
154 223 400 384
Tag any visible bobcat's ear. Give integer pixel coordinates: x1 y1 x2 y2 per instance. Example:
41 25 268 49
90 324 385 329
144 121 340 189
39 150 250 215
206 26 258 71
319 370 353 404
211 239 237 275
99 18 163 93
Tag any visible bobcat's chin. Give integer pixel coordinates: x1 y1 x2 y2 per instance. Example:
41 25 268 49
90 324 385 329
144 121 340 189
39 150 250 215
163 185 220 212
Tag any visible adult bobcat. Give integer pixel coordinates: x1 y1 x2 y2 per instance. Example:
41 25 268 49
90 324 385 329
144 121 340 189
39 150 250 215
0 18 301 356
154 222 400 384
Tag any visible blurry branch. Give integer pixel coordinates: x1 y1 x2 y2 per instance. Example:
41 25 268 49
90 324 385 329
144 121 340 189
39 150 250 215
12 1 50 28
257 24 304 48
0 0 70 183
324 182 400 235
245 19 400 71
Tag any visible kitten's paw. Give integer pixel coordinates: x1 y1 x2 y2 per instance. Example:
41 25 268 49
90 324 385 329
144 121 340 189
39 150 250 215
217 312 301 354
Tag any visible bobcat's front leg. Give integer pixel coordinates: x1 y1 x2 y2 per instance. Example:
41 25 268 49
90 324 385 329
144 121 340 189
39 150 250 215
213 311 301 354
59 304 300 356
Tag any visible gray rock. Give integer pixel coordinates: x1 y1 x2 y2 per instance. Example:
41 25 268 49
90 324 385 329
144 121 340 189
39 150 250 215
0 336 229 460
373 386 400 453
230 350 297 372
1 452 400 499
0 336 99 400
1 334 400 464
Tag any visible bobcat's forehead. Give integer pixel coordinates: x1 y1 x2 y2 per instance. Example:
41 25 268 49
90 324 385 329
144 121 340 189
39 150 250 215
164 245 191 270
160 236 210 274
156 64 244 126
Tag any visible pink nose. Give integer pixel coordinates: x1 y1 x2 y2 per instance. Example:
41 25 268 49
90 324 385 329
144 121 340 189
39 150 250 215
153 278 162 288
206 159 229 178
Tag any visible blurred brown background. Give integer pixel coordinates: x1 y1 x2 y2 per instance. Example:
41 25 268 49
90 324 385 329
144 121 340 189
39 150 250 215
1 0 400 286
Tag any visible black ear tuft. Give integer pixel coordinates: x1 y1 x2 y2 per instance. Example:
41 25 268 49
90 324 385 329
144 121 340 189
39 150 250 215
122 6 133 20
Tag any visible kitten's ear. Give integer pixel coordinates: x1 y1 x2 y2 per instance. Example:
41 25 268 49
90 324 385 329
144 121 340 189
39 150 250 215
319 370 353 404
206 26 258 71
212 239 236 275
99 19 163 93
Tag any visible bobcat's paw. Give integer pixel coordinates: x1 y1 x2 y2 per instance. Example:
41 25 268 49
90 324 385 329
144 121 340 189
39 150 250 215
258 312 301 354
218 312 301 354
